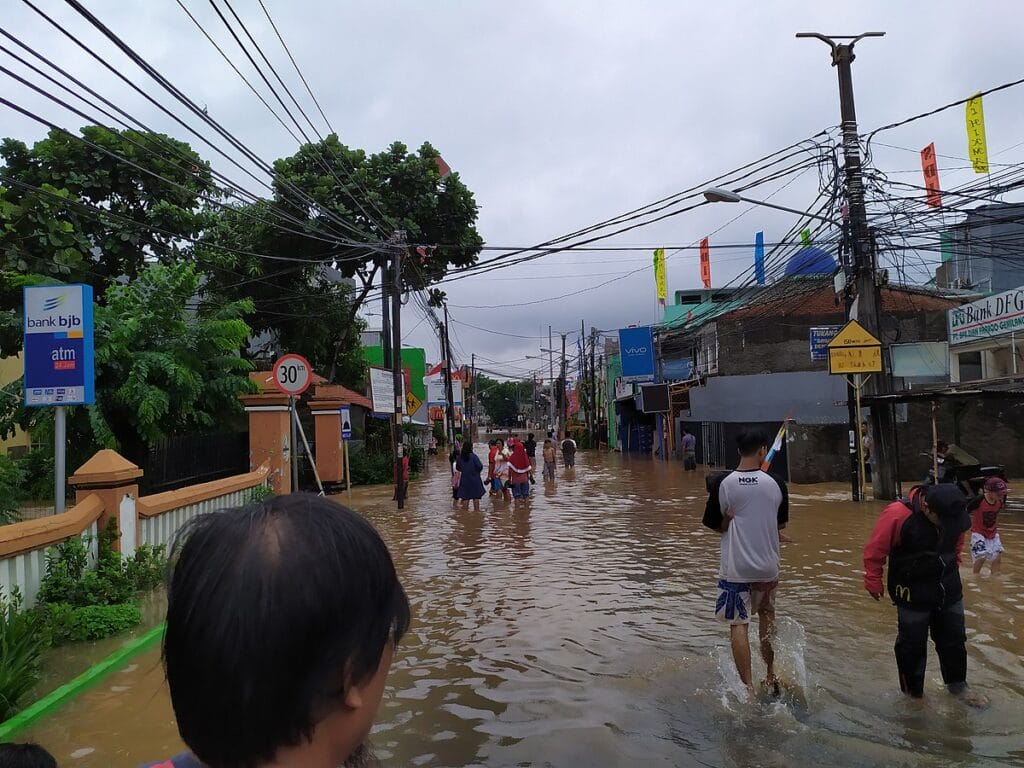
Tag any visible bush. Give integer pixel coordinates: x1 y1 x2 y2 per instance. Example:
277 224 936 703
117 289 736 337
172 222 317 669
124 544 167 592
14 448 54 504
40 602 142 643
0 453 26 525
245 484 275 505
0 590 47 722
348 445 393 486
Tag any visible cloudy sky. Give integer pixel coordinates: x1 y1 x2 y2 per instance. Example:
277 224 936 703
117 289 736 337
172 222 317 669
5 1 1023 379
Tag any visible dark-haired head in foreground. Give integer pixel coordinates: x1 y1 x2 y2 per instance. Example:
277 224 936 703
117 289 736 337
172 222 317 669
0 743 57 768
159 494 410 768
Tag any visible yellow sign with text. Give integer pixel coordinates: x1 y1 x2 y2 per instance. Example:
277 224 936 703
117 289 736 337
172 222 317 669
828 345 882 374
827 319 880 349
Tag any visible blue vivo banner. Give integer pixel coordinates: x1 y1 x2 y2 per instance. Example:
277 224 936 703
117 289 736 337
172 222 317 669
754 231 766 286
618 326 656 382
24 284 95 407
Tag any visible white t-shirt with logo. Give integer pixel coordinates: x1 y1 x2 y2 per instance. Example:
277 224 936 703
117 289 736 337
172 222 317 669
703 469 789 583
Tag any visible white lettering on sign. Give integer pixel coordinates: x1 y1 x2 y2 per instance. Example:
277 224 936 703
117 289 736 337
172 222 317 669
949 285 1024 345
624 346 648 354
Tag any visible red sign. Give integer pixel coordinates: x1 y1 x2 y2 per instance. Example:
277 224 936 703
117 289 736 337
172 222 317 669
699 237 712 289
921 143 942 208
272 353 312 396
428 405 445 421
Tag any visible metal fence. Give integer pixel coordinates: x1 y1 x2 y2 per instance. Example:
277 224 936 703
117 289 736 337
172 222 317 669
140 432 249 496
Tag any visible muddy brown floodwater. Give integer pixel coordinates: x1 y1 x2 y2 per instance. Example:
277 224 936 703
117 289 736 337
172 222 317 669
22 449 1024 767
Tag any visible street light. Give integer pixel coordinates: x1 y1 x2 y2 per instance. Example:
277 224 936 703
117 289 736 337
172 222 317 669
703 187 841 226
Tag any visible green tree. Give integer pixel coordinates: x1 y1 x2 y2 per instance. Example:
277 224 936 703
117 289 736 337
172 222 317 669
0 126 216 356
475 375 531 427
200 137 482 383
0 264 256 469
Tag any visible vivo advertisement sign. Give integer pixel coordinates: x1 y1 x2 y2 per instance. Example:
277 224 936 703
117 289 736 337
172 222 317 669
23 284 95 407
618 326 656 382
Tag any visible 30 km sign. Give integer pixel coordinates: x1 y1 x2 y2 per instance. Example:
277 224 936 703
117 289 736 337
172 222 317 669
273 353 312 396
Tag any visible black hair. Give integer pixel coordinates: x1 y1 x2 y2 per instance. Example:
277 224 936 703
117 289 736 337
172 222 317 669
460 441 474 461
527 433 534 440
736 430 768 457
163 494 410 768
0 744 57 768
936 440 949 453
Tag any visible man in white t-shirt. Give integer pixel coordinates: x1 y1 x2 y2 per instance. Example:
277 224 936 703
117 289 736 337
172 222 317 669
703 430 789 697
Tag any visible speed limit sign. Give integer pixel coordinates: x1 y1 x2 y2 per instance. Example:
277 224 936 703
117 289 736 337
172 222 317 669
272 353 312 396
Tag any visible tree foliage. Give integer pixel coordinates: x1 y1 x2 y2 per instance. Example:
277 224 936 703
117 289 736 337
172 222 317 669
475 375 533 427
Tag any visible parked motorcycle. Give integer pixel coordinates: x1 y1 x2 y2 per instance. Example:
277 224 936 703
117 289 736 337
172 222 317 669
922 448 1006 496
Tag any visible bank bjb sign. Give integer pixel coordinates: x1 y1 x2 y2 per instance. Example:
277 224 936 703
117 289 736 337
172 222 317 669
618 326 656 382
24 284 95 407
948 285 1024 345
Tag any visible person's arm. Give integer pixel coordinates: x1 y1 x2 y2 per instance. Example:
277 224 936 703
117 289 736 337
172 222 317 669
863 503 910 600
775 477 789 531
702 473 728 532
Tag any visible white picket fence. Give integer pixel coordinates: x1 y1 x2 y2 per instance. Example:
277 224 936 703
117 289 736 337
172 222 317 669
139 488 255 551
0 520 99 609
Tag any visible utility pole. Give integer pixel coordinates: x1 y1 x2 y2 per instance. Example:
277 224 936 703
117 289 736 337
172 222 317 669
798 31 896 500
470 353 476 438
548 326 554 435
443 302 456 446
558 333 567 439
380 253 392 370
390 233 406 508
590 327 597 448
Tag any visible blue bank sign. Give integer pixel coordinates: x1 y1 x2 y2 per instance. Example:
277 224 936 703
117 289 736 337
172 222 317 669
618 326 656 382
24 284 95 407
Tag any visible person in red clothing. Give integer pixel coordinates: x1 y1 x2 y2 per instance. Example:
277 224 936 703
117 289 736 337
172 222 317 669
863 484 987 707
969 476 1009 576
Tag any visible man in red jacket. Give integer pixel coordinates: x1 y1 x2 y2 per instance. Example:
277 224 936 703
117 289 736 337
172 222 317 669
863 484 987 707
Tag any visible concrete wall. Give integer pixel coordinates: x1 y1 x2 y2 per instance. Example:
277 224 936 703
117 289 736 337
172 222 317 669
689 371 849 425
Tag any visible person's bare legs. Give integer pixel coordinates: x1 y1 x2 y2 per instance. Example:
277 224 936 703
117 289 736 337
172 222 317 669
472 499 480 512
758 606 779 693
730 624 754 696
990 553 1002 576
973 557 985 575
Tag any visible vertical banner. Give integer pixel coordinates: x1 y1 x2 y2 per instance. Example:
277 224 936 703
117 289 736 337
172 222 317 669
754 231 766 286
699 237 711 289
966 94 989 174
653 247 667 306
921 143 942 208
800 228 811 247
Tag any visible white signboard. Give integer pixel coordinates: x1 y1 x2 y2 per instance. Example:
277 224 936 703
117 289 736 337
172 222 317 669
426 377 447 406
369 367 395 414
452 380 464 406
948 285 1024 345
614 377 632 400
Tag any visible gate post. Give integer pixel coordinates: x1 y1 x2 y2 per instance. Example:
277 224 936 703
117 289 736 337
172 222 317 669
68 449 143 553
240 372 293 494
308 384 347 486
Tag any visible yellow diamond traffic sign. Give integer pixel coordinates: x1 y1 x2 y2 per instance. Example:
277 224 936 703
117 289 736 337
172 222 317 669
827 319 880 348
827 319 882 374
406 390 423 415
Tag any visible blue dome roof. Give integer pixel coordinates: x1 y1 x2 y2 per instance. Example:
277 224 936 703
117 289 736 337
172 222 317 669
784 245 836 277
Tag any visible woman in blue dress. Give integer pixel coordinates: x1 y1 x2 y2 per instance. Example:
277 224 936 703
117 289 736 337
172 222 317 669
455 441 486 511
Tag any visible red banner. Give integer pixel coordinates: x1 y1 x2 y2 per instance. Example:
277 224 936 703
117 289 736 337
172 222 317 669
699 237 711 288
921 143 942 208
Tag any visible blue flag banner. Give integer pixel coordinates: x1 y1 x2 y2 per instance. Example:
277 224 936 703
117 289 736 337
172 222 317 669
754 231 766 286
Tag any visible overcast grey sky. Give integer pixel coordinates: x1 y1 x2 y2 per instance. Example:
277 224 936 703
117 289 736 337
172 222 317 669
5 1 1023 379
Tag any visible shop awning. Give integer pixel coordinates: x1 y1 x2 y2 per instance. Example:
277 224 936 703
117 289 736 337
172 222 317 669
861 375 1024 405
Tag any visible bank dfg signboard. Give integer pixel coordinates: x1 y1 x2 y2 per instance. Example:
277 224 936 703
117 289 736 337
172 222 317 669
618 326 656 382
24 284 95 407
948 285 1024 345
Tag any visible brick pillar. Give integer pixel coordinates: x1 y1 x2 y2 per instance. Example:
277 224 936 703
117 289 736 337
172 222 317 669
241 373 293 494
308 384 348 485
68 449 143 553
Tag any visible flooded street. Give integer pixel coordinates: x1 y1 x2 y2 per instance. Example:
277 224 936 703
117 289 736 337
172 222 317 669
23 448 1024 767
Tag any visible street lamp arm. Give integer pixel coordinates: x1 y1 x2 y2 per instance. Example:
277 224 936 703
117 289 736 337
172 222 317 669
703 187 842 227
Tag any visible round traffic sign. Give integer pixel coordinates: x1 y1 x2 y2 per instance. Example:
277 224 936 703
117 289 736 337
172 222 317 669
272 353 312 396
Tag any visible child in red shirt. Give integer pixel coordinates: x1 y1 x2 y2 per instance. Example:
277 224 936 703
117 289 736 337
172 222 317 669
968 477 1009 576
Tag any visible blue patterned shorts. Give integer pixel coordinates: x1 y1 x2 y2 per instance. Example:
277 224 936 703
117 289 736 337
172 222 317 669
715 579 778 625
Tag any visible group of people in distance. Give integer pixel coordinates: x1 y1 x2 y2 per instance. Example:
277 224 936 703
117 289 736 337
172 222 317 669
704 428 1003 707
448 432 579 510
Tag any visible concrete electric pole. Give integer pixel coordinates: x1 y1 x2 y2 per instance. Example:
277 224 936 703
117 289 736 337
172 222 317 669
798 31 898 500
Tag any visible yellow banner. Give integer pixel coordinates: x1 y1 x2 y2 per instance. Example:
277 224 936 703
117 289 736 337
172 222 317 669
653 247 667 301
966 94 989 174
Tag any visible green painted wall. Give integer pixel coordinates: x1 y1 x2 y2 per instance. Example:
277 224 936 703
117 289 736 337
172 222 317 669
605 353 621 448
364 347 426 401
